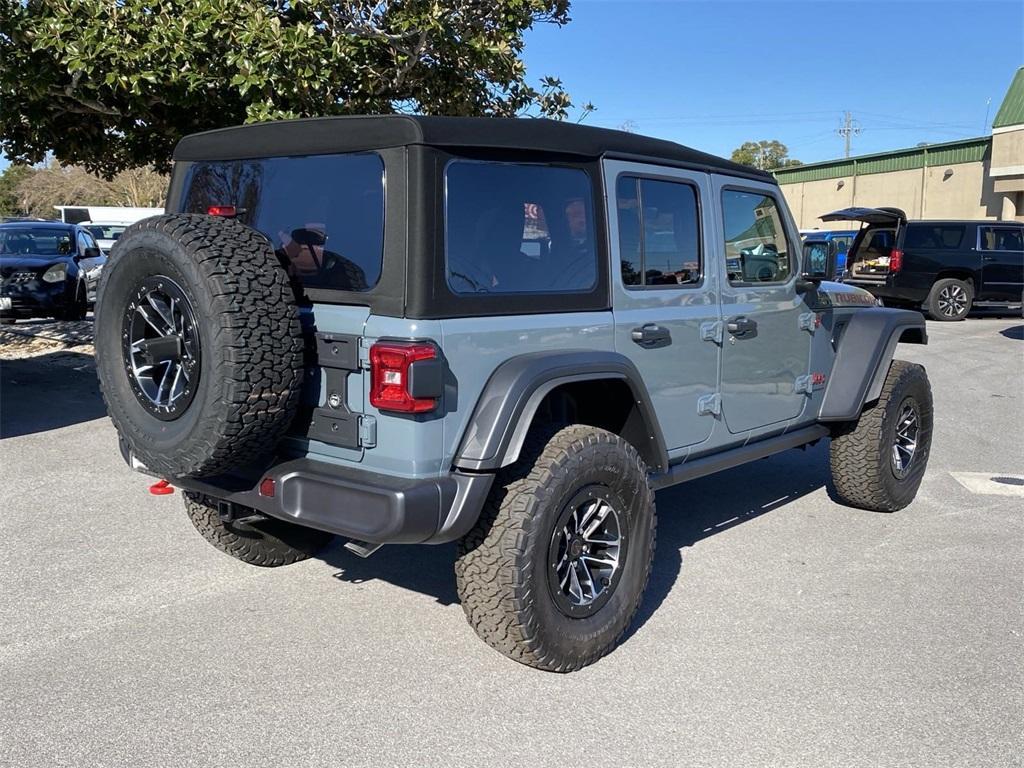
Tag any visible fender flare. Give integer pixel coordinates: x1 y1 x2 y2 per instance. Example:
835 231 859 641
818 308 927 422
453 350 669 473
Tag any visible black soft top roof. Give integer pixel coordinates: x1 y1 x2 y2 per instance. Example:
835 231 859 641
173 115 771 180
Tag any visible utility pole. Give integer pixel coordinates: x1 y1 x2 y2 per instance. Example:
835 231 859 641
837 111 862 158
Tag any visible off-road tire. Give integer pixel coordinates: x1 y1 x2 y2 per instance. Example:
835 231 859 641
925 277 973 321
94 214 303 478
455 425 656 672
829 360 933 512
183 492 333 567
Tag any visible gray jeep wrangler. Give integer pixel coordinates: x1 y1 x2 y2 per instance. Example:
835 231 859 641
95 116 932 672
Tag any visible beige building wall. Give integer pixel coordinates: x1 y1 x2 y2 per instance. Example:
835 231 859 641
991 128 1024 172
852 168 925 216
922 162 995 219
780 158 1016 229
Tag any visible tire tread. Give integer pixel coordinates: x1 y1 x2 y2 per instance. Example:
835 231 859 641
455 425 656 672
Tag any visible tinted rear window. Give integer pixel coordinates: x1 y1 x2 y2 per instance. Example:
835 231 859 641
904 224 964 250
180 153 384 292
444 161 597 295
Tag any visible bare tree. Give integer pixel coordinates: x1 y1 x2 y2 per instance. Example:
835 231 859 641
13 161 167 218
110 166 168 207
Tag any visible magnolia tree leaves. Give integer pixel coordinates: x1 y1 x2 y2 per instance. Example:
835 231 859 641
0 0 587 177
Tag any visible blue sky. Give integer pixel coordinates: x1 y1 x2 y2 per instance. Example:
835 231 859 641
523 0 1023 163
2 0 1020 171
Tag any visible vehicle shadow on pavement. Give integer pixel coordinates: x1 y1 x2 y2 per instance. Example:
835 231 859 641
621 440 827 642
0 351 106 438
323 441 829 626
999 324 1023 340
324 539 461 604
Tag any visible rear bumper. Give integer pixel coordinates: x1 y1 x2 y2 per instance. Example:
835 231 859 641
123 444 493 545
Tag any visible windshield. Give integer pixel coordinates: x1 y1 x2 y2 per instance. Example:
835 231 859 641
0 228 74 256
85 224 127 241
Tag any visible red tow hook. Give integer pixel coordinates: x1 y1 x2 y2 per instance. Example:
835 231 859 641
149 479 175 496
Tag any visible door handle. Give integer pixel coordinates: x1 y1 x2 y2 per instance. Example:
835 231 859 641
727 316 757 337
982 255 996 262
631 324 672 347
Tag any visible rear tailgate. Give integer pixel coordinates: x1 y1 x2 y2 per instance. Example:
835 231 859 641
821 208 906 284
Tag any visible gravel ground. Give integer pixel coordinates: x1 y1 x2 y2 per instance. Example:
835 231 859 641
0 315 1021 768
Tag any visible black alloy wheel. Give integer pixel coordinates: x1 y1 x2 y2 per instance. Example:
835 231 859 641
122 275 201 421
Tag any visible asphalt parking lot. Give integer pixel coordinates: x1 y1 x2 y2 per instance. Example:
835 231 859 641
1 315 1021 768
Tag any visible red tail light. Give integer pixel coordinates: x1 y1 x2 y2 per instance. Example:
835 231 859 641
369 342 439 413
207 205 237 217
888 248 904 274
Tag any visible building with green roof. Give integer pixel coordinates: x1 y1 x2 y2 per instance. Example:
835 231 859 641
775 67 1024 229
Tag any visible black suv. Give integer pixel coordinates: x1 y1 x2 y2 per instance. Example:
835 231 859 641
823 207 1024 320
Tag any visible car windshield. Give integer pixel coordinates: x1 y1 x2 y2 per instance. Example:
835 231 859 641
0 228 74 256
85 224 127 240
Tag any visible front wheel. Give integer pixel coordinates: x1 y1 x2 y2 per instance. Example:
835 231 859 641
455 425 656 672
56 283 87 321
829 360 933 512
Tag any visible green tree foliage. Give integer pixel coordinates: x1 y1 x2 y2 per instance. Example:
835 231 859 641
730 140 803 171
0 0 588 177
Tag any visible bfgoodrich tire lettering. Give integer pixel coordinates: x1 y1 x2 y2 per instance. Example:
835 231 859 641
94 214 304 478
828 360 933 511
455 424 656 672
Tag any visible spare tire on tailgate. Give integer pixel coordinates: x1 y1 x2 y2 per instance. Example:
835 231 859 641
94 214 304 479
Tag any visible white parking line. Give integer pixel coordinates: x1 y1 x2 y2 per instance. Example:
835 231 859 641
950 472 1024 497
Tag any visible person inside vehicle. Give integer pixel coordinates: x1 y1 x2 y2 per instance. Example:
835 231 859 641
275 223 368 292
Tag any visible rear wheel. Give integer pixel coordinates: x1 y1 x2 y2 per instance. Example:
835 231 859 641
829 360 933 512
183 492 333 567
455 425 656 672
925 278 973 321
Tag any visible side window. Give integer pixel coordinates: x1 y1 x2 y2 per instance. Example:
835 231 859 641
721 189 793 284
980 226 1024 251
615 175 701 288
77 232 91 255
445 161 597 295
904 225 965 249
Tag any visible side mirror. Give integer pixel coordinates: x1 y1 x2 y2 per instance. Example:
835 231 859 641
796 274 824 293
83 246 101 259
799 243 836 284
